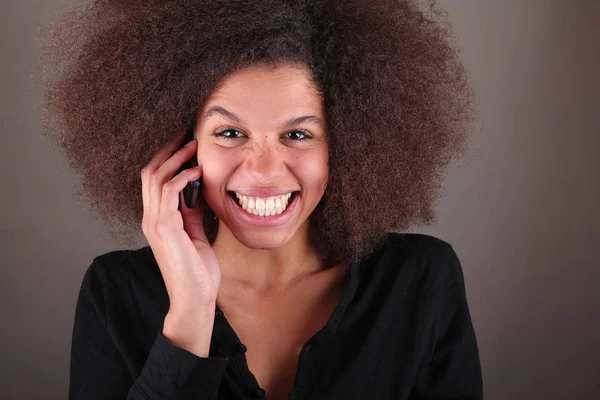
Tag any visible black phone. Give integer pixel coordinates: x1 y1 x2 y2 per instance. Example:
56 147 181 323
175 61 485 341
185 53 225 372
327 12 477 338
177 125 201 209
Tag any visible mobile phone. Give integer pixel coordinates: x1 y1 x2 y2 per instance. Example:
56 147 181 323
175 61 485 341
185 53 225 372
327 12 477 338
177 125 201 208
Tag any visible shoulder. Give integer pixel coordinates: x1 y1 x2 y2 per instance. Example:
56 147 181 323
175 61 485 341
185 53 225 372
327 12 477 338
81 246 162 296
380 232 452 251
365 232 463 291
375 232 457 265
74 247 169 349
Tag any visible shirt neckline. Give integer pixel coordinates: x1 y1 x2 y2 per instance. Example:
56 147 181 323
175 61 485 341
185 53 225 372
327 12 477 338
214 255 363 338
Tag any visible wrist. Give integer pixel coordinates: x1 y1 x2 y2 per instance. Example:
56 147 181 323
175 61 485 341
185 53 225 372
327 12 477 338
165 301 216 328
168 291 217 311
162 303 217 357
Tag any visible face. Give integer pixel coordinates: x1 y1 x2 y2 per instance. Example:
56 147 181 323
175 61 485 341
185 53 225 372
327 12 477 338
194 63 329 249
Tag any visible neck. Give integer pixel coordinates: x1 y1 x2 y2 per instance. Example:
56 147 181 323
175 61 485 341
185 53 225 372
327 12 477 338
212 221 325 291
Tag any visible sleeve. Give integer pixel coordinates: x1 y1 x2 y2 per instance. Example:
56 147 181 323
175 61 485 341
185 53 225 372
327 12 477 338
409 244 483 400
69 258 230 400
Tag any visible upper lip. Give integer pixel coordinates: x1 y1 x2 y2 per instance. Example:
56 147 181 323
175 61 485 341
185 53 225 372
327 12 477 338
229 188 298 197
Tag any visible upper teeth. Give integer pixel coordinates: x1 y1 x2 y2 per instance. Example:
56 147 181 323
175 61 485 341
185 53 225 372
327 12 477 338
234 192 293 217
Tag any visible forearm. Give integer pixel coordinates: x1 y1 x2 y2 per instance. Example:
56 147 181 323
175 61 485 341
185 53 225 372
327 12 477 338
162 302 217 358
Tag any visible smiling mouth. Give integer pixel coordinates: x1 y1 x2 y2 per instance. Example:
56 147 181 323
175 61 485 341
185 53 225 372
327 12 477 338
227 190 299 216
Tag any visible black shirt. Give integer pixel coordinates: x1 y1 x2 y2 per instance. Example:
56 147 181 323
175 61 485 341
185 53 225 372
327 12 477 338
69 232 482 399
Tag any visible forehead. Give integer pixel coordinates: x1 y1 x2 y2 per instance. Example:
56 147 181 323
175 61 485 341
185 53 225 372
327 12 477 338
203 64 324 121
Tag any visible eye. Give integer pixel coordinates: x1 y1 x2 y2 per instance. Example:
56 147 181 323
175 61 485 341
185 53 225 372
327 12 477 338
213 128 313 142
213 129 246 141
284 130 312 142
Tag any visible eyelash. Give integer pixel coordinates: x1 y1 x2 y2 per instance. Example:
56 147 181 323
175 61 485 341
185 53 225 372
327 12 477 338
213 129 312 142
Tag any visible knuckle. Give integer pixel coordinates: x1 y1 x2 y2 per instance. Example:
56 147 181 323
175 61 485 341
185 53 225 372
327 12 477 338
155 220 170 236
148 172 159 183
162 180 177 193
141 218 154 235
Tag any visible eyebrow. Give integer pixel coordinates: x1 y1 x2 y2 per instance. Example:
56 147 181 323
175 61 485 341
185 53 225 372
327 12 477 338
204 105 324 130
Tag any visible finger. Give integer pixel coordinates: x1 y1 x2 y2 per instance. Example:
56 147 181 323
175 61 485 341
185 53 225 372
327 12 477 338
180 181 208 242
149 139 197 218
154 138 198 184
145 130 186 173
142 167 150 219
159 165 202 220
142 130 185 217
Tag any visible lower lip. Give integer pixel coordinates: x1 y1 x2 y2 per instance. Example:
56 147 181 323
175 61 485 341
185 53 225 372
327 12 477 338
228 193 299 227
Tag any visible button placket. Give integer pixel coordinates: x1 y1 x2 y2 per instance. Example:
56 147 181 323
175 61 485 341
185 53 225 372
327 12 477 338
289 387 301 400
302 342 311 354
237 343 248 353
213 308 268 396
290 338 316 400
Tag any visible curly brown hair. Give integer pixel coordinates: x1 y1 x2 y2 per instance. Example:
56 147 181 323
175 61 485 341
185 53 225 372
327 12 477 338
39 0 474 265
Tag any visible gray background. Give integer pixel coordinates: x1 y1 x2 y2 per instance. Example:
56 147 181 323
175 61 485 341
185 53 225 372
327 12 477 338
1 0 599 399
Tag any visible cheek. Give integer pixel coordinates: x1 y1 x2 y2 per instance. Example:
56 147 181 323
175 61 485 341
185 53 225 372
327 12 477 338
196 148 233 191
298 151 328 187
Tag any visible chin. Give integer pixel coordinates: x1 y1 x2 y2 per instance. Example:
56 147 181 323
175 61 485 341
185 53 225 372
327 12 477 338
228 229 294 250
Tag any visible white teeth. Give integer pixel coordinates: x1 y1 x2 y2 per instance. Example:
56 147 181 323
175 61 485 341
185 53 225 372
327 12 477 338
265 198 275 212
233 191 295 216
256 198 265 213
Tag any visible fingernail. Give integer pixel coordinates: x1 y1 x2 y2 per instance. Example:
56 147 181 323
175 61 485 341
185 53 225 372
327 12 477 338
184 139 195 148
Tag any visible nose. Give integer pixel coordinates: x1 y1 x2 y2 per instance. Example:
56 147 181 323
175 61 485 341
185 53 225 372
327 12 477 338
242 142 287 185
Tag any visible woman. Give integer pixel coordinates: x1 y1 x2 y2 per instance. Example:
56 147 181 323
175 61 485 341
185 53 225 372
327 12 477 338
41 0 481 399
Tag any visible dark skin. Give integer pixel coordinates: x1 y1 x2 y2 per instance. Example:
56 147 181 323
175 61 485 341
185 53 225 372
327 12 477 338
143 61 350 399
199 62 343 399
42 1 474 396
41 0 473 267
217 263 350 399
